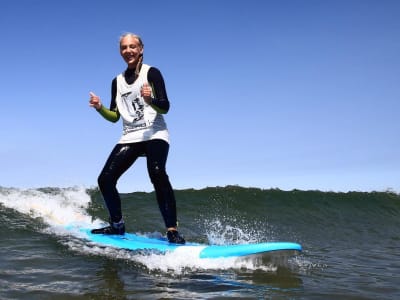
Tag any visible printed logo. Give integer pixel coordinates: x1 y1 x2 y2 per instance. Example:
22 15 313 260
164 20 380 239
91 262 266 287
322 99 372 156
121 92 144 122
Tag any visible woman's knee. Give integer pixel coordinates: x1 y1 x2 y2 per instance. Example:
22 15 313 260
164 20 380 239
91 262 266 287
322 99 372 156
148 162 169 184
98 172 115 189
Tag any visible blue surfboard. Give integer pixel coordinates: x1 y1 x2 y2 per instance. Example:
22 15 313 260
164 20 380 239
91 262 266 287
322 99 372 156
81 229 302 259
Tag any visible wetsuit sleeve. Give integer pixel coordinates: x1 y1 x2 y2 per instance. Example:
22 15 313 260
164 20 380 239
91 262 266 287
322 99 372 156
96 78 120 123
148 67 170 114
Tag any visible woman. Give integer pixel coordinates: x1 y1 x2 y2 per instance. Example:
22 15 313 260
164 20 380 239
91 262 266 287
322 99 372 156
88 33 185 244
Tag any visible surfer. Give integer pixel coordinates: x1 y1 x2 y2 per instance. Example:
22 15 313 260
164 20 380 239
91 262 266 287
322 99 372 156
88 33 185 244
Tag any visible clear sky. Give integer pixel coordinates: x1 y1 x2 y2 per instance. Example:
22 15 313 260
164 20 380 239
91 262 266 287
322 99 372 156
1 0 399 193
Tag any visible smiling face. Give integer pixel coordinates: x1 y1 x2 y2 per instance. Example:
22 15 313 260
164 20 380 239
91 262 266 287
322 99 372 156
119 35 144 69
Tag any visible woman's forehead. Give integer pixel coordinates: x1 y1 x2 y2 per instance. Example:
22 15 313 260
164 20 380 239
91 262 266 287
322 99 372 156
120 35 141 46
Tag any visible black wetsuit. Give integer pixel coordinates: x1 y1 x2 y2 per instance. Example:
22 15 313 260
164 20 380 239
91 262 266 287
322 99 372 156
97 67 178 228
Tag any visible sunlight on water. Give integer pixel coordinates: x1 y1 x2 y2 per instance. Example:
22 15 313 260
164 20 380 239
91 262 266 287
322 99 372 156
0 187 297 275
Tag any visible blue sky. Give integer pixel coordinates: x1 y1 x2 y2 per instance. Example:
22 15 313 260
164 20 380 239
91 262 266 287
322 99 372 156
1 0 399 192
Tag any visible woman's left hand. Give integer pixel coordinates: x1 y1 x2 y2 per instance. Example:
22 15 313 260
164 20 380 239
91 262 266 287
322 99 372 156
141 83 152 104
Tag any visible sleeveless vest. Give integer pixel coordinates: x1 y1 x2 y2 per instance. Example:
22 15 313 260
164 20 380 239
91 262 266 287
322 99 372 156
115 64 169 144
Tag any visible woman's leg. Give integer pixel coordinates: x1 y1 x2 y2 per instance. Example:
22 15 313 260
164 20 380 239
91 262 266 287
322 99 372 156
97 143 143 223
145 139 177 228
145 139 185 244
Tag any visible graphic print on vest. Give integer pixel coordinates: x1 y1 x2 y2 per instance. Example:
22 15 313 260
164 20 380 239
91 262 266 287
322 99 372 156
121 91 146 130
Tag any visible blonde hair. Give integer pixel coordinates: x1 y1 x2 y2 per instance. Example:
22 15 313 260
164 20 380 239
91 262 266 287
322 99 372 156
119 32 144 77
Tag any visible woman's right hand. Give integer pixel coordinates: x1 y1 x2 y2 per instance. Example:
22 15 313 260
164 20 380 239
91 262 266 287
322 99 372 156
89 92 102 110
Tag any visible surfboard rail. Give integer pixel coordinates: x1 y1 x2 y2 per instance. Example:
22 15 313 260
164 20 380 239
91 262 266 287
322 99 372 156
79 228 302 259
199 242 302 258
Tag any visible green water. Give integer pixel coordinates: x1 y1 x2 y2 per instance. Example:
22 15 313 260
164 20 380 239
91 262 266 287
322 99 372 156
1 186 399 299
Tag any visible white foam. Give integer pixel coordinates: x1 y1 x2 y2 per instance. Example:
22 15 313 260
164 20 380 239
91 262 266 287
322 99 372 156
203 218 271 245
0 186 95 227
130 246 278 274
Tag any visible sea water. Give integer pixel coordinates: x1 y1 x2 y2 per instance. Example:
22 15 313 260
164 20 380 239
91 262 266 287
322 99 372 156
0 186 399 299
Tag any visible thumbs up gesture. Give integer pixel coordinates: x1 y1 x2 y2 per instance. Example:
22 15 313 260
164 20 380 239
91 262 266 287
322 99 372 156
89 92 102 110
141 83 152 104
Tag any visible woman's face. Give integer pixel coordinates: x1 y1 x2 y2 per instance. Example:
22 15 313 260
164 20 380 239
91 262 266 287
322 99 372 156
120 35 143 68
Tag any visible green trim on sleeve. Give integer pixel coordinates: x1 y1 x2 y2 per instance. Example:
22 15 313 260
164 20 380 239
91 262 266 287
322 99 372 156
97 105 120 123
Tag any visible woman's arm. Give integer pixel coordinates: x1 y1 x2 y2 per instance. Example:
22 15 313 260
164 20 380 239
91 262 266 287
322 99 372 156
89 78 120 123
147 67 170 114
96 105 120 123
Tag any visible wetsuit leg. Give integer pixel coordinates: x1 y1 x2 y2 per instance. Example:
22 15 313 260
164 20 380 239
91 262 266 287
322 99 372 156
145 139 177 228
97 143 144 223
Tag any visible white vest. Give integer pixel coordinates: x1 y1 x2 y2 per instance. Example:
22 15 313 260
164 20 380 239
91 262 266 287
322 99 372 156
115 64 169 144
